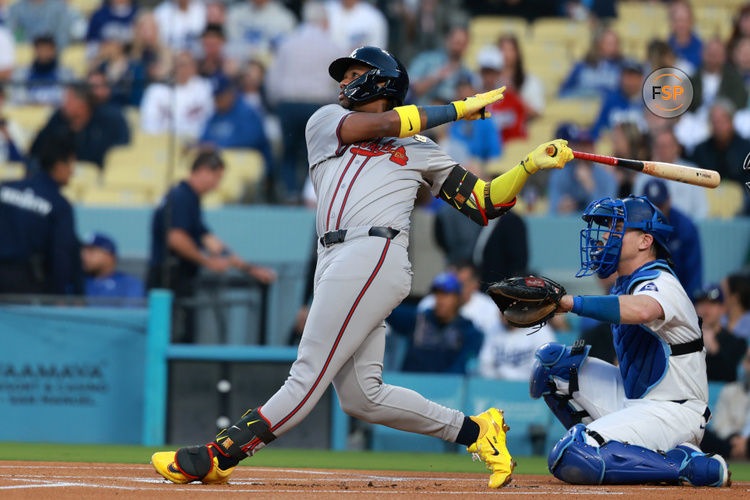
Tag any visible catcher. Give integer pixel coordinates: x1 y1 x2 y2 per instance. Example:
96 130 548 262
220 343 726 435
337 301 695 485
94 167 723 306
490 196 730 487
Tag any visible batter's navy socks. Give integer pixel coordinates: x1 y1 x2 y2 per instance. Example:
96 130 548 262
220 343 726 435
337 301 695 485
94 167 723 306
455 416 480 446
666 443 731 487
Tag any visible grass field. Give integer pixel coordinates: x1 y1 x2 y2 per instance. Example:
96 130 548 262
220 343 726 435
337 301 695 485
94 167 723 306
1 442 749 481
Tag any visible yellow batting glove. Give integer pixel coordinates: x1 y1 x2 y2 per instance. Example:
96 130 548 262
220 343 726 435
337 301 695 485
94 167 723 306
521 139 575 173
452 86 505 121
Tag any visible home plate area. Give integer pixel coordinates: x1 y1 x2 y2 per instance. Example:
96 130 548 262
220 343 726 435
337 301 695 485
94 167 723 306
0 462 747 499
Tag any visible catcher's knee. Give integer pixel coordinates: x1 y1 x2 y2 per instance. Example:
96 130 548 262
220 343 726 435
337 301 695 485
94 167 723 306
530 340 591 429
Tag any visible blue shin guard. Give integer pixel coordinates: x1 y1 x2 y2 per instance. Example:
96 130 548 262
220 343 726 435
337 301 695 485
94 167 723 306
530 341 591 429
666 444 731 487
548 424 680 485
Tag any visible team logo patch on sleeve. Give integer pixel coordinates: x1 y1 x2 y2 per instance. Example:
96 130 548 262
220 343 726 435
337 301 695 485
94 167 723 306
638 283 658 292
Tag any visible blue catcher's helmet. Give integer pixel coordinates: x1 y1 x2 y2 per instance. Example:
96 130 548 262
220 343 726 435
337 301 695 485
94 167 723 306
329 46 409 107
577 196 673 278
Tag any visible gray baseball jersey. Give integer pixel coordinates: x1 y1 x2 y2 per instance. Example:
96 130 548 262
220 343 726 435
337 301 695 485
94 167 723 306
306 104 457 236
251 104 467 450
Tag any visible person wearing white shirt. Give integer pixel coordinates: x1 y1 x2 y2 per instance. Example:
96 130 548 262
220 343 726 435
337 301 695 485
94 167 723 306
153 0 206 51
632 128 708 219
227 0 296 62
266 1 343 199
139 51 214 139
478 321 556 380
418 262 501 338
325 0 387 52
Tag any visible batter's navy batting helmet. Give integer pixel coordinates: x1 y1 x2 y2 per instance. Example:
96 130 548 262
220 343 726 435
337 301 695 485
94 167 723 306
328 46 409 106
577 196 673 278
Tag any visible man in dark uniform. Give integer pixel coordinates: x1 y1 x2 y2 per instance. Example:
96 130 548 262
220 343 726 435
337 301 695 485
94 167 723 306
0 134 82 294
147 149 275 342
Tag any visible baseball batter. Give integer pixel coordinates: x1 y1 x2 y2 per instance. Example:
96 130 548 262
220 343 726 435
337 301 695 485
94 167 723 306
152 46 573 489
530 195 730 486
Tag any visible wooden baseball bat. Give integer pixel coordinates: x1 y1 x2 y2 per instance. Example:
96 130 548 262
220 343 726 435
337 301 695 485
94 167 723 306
569 150 720 188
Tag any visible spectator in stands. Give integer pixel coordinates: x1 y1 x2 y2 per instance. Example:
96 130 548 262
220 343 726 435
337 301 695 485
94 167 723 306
227 0 296 61
197 24 236 87
140 51 213 139
130 11 171 87
92 36 145 106
667 0 702 75
0 87 25 163
547 123 617 215
398 0 466 64
147 150 276 342
733 37 750 91
641 179 702 298
0 133 82 295
266 1 341 199
418 261 501 339
632 128 708 219
590 59 646 139
434 196 482 267
610 121 649 198
728 4 750 55
723 270 750 340
31 83 130 168
388 272 483 374
0 15 14 82
81 232 144 299
85 0 137 54
473 211 528 291
690 99 750 185
690 38 748 113
477 45 526 143
478 314 556 381
8 0 76 48
559 27 622 98
326 0 387 53
200 74 273 178
647 39 679 73
153 0 206 51
239 60 269 115
446 76 502 164
497 34 544 119
11 35 73 106
694 283 747 382
409 25 473 105
701 350 750 460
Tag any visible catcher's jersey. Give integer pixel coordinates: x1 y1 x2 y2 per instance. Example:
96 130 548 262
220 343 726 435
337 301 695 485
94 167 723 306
305 104 457 236
614 262 708 404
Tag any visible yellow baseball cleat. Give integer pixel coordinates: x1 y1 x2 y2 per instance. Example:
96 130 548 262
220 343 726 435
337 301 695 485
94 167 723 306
467 408 515 488
151 448 236 484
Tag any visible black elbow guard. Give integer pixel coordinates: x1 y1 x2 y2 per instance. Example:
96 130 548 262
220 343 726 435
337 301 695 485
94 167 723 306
438 166 488 225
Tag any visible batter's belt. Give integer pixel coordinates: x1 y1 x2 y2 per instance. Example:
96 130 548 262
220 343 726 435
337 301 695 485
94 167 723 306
319 226 401 247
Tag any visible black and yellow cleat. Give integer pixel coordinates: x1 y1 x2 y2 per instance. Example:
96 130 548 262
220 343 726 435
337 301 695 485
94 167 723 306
151 445 235 485
467 408 515 488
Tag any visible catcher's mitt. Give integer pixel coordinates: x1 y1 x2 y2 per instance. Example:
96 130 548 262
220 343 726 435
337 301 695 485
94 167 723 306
488 275 566 329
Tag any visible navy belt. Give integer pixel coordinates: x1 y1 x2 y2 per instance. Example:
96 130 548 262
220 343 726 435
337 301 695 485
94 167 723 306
672 400 711 423
319 226 400 247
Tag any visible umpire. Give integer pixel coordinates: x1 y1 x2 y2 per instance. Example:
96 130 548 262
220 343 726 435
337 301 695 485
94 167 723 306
0 134 83 294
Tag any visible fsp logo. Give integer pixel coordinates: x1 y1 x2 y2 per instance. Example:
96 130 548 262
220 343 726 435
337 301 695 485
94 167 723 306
642 67 693 118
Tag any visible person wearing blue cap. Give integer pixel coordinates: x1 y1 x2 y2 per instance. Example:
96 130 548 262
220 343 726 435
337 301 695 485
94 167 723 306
641 178 703 298
589 59 646 139
694 283 747 382
82 232 145 300
547 122 617 214
386 271 483 374
199 73 273 187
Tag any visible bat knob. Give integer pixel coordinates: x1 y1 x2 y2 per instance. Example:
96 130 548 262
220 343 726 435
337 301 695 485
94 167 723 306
546 144 558 157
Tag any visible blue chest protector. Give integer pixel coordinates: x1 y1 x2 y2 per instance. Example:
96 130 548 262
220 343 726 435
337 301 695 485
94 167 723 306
611 260 675 399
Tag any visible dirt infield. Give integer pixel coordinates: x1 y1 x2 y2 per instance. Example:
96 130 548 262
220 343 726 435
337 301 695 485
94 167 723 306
0 461 746 499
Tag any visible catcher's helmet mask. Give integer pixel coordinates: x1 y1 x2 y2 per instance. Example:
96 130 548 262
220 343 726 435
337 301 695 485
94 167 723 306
577 196 673 279
329 46 409 108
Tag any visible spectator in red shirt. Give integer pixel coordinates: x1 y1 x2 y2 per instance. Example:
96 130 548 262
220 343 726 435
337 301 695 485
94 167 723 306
477 45 527 143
